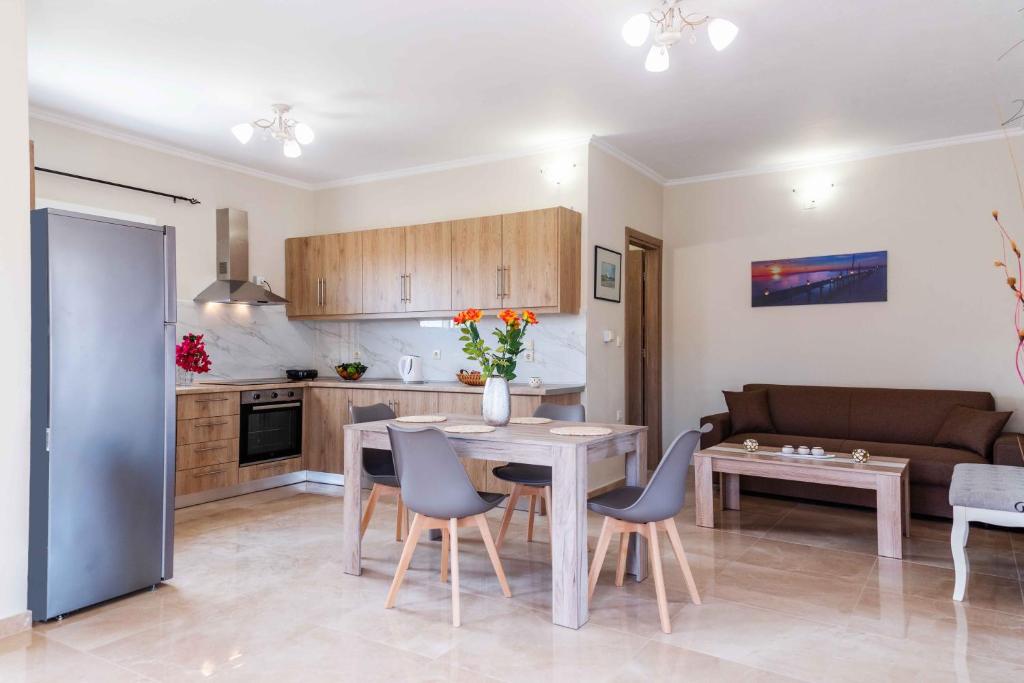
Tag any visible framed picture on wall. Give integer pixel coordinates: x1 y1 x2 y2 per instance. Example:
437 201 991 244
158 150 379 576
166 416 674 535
594 245 623 303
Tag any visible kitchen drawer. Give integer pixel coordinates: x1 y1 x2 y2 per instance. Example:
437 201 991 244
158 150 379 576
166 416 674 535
238 456 303 484
177 415 240 445
177 392 239 420
176 438 238 471
175 463 238 496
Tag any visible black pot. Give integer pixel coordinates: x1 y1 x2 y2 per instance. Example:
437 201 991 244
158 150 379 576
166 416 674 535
286 368 318 381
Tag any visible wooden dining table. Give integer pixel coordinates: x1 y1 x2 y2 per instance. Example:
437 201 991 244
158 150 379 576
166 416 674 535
342 414 649 629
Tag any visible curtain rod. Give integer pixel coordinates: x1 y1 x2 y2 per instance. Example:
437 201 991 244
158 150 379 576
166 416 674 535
34 167 201 205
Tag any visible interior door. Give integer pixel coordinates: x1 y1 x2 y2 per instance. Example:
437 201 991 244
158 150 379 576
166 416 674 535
501 208 560 309
451 215 503 310
361 227 406 314
285 236 323 317
405 221 452 312
321 232 362 315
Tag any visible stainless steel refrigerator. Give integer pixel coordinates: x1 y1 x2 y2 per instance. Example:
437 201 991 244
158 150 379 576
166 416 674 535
28 208 176 620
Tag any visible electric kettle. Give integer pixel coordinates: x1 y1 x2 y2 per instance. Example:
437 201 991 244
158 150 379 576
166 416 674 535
398 355 424 384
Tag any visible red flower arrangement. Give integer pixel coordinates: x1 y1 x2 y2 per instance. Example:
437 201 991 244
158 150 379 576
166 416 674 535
175 333 212 375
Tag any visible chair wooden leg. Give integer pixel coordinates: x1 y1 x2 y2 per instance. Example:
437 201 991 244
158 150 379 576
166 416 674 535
440 528 450 582
587 516 614 601
664 518 701 605
360 484 382 539
475 514 512 597
385 513 424 609
615 531 630 587
495 485 521 551
527 493 537 542
395 495 405 542
449 518 461 627
648 522 672 634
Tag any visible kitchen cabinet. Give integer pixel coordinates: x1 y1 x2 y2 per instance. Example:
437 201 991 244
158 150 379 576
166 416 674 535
304 387 351 474
176 463 238 496
285 232 362 317
177 392 239 420
176 438 238 470
361 227 407 314
286 206 579 320
238 456 303 484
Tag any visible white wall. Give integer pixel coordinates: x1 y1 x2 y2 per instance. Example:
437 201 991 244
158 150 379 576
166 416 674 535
0 0 31 630
662 136 1024 443
29 118 315 299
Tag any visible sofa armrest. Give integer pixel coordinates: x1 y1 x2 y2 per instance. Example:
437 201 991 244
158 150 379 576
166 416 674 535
993 433 1024 466
700 412 731 449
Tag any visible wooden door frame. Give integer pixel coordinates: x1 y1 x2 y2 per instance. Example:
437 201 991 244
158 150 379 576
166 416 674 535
624 227 663 469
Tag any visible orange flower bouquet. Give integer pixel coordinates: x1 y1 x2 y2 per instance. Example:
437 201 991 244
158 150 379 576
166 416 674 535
453 308 538 381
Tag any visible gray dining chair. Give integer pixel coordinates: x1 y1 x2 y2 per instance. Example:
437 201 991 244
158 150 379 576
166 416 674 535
384 425 512 627
586 426 706 634
493 403 586 549
350 403 407 542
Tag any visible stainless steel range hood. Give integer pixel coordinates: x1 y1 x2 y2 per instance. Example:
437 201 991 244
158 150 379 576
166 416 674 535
193 208 288 305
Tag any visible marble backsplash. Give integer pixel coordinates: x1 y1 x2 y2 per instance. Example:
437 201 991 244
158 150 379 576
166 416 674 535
177 301 586 384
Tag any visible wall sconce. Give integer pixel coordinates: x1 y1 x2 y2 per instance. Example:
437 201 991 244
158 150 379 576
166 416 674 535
541 161 577 185
792 179 835 210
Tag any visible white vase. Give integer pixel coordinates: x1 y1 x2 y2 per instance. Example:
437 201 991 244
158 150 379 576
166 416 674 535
482 376 511 427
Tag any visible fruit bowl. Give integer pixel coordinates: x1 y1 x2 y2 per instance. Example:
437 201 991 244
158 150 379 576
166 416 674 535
456 370 486 386
335 362 368 381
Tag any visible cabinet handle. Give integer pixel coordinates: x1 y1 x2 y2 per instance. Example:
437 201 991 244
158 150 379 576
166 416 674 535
195 444 227 453
406 273 412 303
196 420 228 428
496 266 503 299
195 469 225 478
394 399 400 415
503 266 511 297
319 277 325 306
195 397 229 403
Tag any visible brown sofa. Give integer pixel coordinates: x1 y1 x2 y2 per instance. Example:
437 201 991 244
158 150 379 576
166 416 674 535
700 383 1023 518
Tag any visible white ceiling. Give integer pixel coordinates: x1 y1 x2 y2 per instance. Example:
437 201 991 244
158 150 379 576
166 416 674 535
26 0 1022 185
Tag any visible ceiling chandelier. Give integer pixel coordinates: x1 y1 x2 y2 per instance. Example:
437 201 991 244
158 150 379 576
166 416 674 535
622 1 738 72
231 104 315 158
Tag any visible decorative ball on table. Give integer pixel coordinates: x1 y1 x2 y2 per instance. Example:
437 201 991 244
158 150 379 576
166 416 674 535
851 448 870 463
742 438 759 452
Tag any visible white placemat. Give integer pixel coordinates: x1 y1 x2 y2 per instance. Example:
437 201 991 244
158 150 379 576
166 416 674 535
395 415 447 423
509 416 553 425
444 424 496 434
550 426 613 437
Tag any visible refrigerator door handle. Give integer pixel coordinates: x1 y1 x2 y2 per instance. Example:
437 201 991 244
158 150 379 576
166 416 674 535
163 226 177 324
162 323 176 580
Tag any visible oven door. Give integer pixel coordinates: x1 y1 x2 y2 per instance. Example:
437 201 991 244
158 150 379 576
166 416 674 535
240 401 303 466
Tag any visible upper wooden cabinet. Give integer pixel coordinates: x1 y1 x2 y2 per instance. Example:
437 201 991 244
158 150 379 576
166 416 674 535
285 232 361 316
286 206 579 320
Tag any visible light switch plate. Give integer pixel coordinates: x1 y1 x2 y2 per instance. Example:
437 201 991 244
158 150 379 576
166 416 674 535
432 349 441 360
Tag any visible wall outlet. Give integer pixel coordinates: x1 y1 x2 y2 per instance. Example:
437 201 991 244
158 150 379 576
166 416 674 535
524 350 535 362
616 409 623 422
432 349 441 360
352 350 362 360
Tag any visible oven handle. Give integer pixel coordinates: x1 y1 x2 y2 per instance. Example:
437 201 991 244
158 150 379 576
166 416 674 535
250 402 302 411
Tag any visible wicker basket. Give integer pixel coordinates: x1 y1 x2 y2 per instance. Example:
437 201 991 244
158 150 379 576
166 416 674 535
456 372 486 387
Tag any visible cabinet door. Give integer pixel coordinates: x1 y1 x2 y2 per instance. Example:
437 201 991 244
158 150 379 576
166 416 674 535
451 215 503 310
405 222 452 312
305 388 350 474
285 236 323 317
393 391 438 417
501 209 560 309
321 232 362 315
361 227 406 314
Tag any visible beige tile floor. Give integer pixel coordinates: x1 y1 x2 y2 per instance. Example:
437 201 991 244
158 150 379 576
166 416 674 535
3 480 1024 682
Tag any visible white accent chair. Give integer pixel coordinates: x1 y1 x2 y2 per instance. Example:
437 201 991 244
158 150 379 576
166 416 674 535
949 463 1024 601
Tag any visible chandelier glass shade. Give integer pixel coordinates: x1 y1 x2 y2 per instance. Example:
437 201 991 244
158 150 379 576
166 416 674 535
231 104 314 158
623 1 738 72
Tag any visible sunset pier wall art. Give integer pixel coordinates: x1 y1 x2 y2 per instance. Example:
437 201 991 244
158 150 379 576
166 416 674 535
751 251 888 307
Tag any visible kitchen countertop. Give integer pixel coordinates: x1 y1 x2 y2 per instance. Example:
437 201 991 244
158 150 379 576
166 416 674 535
176 377 585 396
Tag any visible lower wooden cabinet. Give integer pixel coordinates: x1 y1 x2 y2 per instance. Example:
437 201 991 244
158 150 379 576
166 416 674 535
238 456 303 484
176 438 238 470
176 463 239 496
177 415 239 445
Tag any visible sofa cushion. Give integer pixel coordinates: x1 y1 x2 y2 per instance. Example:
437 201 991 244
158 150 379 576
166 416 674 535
848 388 995 446
723 390 775 434
841 439 987 487
933 405 1012 457
744 384 850 439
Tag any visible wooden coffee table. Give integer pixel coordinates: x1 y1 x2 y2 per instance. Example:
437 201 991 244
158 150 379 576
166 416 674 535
693 444 910 559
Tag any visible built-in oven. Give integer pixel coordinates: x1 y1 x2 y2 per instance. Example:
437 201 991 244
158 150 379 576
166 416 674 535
239 388 303 466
